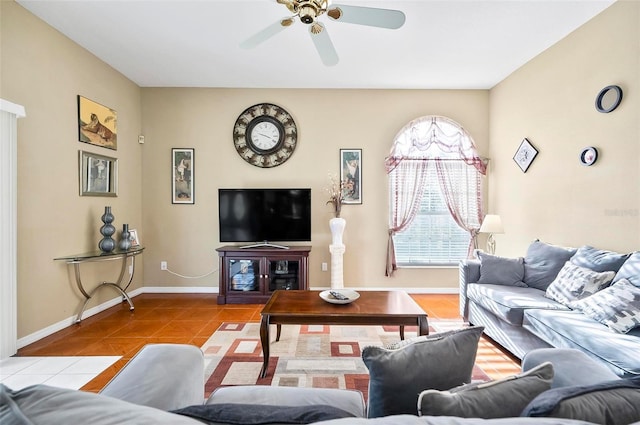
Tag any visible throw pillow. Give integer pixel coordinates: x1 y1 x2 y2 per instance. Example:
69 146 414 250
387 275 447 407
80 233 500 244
362 326 484 418
612 251 640 287
521 376 640 425
544 261 614 307
417 362 554 418
172 403 355 424
569 245 630 273
475 251 526 287
571 278 640 333
523 240 577 291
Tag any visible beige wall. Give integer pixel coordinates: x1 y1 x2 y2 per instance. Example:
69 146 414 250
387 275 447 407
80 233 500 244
489 0 640 256
1 1 143 337
141 89 489 290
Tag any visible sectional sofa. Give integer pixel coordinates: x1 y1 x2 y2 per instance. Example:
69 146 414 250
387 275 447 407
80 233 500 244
459 241 640 377
3 342 640 424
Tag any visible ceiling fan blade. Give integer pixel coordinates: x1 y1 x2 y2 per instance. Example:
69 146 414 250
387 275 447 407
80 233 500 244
240 18 292 49
328 4 405 29
309 22 339 66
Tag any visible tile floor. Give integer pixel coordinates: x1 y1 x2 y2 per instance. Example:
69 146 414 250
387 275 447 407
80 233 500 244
0 356 120 390
9 293 520 393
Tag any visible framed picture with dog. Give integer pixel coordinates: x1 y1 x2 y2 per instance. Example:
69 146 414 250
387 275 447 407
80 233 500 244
172 148 194 204
77 95 118 150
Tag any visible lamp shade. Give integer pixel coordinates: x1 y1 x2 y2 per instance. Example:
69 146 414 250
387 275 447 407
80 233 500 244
480 215 504 234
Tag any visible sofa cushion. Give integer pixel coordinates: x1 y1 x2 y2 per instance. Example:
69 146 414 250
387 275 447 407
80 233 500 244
544 262 614 307
569 245 630 273
206 386 366 418
467 284 568 326
0 384 200 425
571 278 640 333
417 362 553 418
612 251 640 287
312 416 599 425
521 376 640 425
523 241 577 291
522 309 640 377
476 251 526 287
362 326 484 418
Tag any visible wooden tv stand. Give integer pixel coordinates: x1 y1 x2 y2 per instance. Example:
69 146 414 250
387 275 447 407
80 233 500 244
216 245 311 304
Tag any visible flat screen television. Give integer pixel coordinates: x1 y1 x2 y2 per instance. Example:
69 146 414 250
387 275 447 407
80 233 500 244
218 188 311 248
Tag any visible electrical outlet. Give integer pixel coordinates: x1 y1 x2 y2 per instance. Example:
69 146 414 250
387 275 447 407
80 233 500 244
129 264 134 275
321 262 328 272
160 261 167 271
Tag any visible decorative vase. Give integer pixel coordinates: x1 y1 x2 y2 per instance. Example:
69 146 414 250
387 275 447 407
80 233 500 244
329 217 346 246
98 206 116 253
118 223 131 251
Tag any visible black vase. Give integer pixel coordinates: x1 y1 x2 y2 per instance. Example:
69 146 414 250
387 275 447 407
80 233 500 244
98 206 116 253
118 223 132 251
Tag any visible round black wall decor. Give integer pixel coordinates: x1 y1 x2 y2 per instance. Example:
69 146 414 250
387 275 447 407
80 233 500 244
595 85 623 113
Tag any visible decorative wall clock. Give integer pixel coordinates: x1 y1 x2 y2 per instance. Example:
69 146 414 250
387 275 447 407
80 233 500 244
232 103 298 168
595 85 623 113
580 147 598 166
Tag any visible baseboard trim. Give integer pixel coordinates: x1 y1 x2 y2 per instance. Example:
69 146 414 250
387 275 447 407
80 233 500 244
17 287 144 349
17 285 457 349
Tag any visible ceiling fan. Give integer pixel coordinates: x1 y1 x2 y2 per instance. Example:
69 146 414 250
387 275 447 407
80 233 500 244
240 0 406 66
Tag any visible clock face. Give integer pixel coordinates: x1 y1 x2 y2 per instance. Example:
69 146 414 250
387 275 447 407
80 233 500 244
249 119 281 152
233 103 297 168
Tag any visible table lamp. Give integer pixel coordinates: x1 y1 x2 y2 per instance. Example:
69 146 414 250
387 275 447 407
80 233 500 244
480 214 504 255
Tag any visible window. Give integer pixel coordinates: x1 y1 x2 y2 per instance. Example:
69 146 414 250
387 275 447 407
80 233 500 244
386 116 485 273
391 164 481 266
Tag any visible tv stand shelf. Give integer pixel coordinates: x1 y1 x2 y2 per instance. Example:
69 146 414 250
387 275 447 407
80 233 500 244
216 245 311 304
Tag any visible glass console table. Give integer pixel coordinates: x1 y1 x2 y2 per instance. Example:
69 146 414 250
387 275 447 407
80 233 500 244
54 247 144 323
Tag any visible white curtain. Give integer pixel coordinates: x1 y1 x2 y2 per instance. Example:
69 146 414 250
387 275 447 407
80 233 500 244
385 116 485 276
386 160 429 276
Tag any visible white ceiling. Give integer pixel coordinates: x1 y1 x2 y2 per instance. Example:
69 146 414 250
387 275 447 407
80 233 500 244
16 0 615 89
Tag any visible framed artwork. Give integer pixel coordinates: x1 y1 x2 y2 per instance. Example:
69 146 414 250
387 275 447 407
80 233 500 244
340 148 362 204
79 150 118 197
172 148 194 204
77 95 117 150
129 229 140 247
513 138 538 173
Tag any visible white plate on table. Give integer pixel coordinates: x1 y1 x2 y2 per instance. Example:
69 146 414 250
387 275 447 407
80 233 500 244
319 289 360 305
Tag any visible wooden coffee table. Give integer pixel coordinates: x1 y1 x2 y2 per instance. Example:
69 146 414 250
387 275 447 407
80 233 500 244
259 290 429 378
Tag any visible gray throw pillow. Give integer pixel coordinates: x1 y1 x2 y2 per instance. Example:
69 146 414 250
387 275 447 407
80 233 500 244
523 240 577 291
362 326 484 418
569 245 631 273
545 262 614 307
612 251 640 287
571 278 640 333
476 251 526 287
418 362 554 419
521 376 640 425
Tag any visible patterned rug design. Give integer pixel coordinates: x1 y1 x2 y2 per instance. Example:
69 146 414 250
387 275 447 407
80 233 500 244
201 320 489 400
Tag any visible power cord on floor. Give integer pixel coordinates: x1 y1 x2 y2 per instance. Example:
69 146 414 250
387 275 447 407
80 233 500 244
163 267 218 279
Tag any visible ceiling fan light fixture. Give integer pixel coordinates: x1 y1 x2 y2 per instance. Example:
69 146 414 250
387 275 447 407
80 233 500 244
327 7 342 20
310 22 324 34
299 4 319 24
281 17 295 27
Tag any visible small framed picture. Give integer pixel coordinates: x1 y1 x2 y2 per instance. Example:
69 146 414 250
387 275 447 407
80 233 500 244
172 148 194 204
129 229 140 247
340 148 362 204
513 138 538 173
79 150 118 197
77 95 117 150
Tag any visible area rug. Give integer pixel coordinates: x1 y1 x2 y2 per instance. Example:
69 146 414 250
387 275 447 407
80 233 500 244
201 320 490 400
